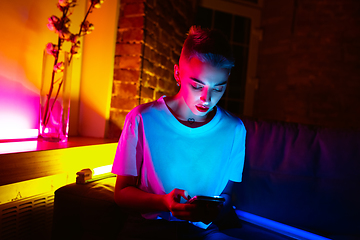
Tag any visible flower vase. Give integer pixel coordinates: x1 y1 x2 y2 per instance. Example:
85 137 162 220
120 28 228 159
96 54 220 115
39 49 72 142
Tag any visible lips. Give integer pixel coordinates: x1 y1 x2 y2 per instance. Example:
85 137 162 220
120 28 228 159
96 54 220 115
195 105 209 113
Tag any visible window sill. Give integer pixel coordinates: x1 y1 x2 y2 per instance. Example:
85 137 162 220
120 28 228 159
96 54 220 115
0 137 118 155
0 137 118 186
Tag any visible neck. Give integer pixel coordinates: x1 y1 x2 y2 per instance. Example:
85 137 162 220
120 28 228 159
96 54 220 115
164 96 216 128
165 95 208 122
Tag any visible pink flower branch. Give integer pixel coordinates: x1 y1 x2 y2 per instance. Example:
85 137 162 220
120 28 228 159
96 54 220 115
42 0 105 129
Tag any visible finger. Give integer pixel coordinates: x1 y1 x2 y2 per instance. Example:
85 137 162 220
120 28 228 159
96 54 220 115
181 190 190 200
171 203 204 221
172 189 182 202
171 208 201 222
173 189 189 201
171 202 196 212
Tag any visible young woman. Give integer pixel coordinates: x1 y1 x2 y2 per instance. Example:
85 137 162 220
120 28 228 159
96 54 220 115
112 26 246 240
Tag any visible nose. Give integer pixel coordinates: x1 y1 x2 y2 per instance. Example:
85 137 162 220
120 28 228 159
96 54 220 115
200 88 211 104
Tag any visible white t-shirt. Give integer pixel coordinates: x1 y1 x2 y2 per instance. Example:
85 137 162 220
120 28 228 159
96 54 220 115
112 96 246 221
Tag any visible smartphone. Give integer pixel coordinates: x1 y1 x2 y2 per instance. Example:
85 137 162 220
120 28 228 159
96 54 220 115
187 195 225 205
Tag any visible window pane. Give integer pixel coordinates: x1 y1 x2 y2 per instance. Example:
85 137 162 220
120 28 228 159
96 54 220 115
195 7 212 29
214 11 232 40
233 16 251 44
227 99 244 115
228 45 248 99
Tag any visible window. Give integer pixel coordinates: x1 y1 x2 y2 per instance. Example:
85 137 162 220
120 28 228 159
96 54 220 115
195 0 262 116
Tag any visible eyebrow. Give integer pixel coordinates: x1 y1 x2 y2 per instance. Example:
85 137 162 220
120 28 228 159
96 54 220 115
190 77 228 86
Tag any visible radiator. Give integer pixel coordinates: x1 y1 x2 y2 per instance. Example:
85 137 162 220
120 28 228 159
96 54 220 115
0 193 54 240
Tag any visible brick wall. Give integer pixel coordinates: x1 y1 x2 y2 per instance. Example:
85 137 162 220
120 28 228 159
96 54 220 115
254 0 360 129
108 0 195 138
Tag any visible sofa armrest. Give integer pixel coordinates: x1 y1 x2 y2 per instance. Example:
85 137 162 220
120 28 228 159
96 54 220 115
52 176 127 240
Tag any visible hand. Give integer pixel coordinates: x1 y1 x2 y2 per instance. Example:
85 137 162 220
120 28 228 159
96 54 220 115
163 189 222 224
163 188 195 221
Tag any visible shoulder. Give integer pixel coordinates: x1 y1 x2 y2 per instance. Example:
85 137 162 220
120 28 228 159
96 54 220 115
126 98 164 121
217 106 246 131
129 101 156 115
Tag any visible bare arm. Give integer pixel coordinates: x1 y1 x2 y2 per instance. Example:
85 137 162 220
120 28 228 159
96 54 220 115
114 175 197 220
114 175 167 212
114 175 235 224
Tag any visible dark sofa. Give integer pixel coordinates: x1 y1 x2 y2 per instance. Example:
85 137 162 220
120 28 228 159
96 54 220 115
52 117 360 240
234 118 360 240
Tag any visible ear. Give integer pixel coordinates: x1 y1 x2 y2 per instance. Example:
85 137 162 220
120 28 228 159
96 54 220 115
174 64 180 81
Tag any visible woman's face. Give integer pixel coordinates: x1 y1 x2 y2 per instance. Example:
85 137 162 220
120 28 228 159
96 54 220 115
175 57 229 118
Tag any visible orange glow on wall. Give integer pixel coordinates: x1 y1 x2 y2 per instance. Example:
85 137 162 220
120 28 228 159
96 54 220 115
0 0 86 140
0 0 119 140
0 0 56 139
78 0 120 138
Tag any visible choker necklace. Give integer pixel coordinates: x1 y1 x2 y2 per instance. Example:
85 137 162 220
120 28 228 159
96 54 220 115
187 118 195 124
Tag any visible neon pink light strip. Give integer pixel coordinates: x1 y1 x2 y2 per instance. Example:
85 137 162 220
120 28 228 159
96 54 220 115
0 129 38 140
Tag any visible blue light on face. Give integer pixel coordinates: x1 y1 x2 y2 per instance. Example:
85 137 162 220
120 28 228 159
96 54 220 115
236 209 332 240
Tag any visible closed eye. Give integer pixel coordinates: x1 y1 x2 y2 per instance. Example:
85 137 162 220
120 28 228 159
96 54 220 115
191 83 224 92
191 83 203 90
189 77 226 93
213 86 223 92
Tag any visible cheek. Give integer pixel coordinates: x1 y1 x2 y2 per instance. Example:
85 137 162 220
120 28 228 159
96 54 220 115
182 86 198 101
213 92 225 104
216 87 227 101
